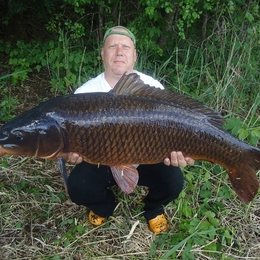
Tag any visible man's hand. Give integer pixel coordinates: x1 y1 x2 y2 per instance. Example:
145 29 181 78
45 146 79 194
60 151 194 167
60 152 83 165
164 151 194 167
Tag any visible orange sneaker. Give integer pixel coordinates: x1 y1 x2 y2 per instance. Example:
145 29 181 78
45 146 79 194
88 210 106 226
148 213 168 234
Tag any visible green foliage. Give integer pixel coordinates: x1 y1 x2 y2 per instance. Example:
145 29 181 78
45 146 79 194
149 165 239 259
57 217 87 247
225 115 260 146
0 92 18 122
45 29 102 94
177 0 203 39
223 93 260 146
8 41 45 84
149 147 259 258
5 34 102 95
0 74 19 122
47 38 79 94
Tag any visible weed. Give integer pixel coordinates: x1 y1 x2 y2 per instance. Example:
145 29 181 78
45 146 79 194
0 74 19 122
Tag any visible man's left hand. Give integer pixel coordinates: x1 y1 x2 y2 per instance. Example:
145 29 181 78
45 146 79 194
164 151 194 167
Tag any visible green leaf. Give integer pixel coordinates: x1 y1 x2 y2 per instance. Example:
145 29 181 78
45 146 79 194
245 12 254 22
225 117 243 135
183 205 193 217
204 242 217 251
205 211 219 227
162 232 198 259
238 127 249 140
35 65 42 72
251 128 260 138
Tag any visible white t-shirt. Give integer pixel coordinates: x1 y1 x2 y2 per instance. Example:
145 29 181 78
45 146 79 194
75 70 164 94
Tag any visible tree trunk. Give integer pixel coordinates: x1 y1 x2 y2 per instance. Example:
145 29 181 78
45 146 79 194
158 10 176 49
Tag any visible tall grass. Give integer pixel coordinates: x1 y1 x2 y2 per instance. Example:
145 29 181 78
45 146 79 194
136 31 260 147
139 37 259 117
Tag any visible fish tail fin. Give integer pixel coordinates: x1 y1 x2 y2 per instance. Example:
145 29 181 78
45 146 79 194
228 147 260 204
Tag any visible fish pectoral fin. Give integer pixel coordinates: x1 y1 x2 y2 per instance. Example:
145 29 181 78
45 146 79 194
110 165 139 194
57 156 68 195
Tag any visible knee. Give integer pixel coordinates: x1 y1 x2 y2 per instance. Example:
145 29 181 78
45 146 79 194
68 178 107 206
67 163 106 205
163 166 184 200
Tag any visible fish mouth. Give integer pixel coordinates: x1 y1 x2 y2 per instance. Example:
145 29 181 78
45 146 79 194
0 146 7 156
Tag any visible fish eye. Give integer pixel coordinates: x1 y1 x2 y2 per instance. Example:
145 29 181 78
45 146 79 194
12 130 24 140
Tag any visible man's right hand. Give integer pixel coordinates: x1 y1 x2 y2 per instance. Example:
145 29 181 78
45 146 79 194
60 152 83 165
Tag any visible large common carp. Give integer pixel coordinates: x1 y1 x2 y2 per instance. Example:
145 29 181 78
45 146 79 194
0 73 259 203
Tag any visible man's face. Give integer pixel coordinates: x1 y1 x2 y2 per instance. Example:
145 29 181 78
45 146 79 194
101 32 137 77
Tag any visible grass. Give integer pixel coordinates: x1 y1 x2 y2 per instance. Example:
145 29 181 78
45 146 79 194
1 155 260 259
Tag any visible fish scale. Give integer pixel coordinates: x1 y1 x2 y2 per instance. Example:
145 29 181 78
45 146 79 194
62 103 238 166
0 73 259 203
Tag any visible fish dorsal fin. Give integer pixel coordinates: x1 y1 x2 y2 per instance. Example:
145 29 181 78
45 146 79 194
111 73 225 128
111 72 146 95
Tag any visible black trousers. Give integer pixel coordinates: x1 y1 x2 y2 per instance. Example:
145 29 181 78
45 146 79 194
67 161 184 220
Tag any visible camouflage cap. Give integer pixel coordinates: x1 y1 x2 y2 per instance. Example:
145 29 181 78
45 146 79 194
103 26 136 46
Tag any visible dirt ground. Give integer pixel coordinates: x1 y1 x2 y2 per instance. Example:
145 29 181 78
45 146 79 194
0 69 260 260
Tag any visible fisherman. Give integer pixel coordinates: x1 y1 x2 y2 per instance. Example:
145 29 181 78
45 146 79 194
62 26 194 234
